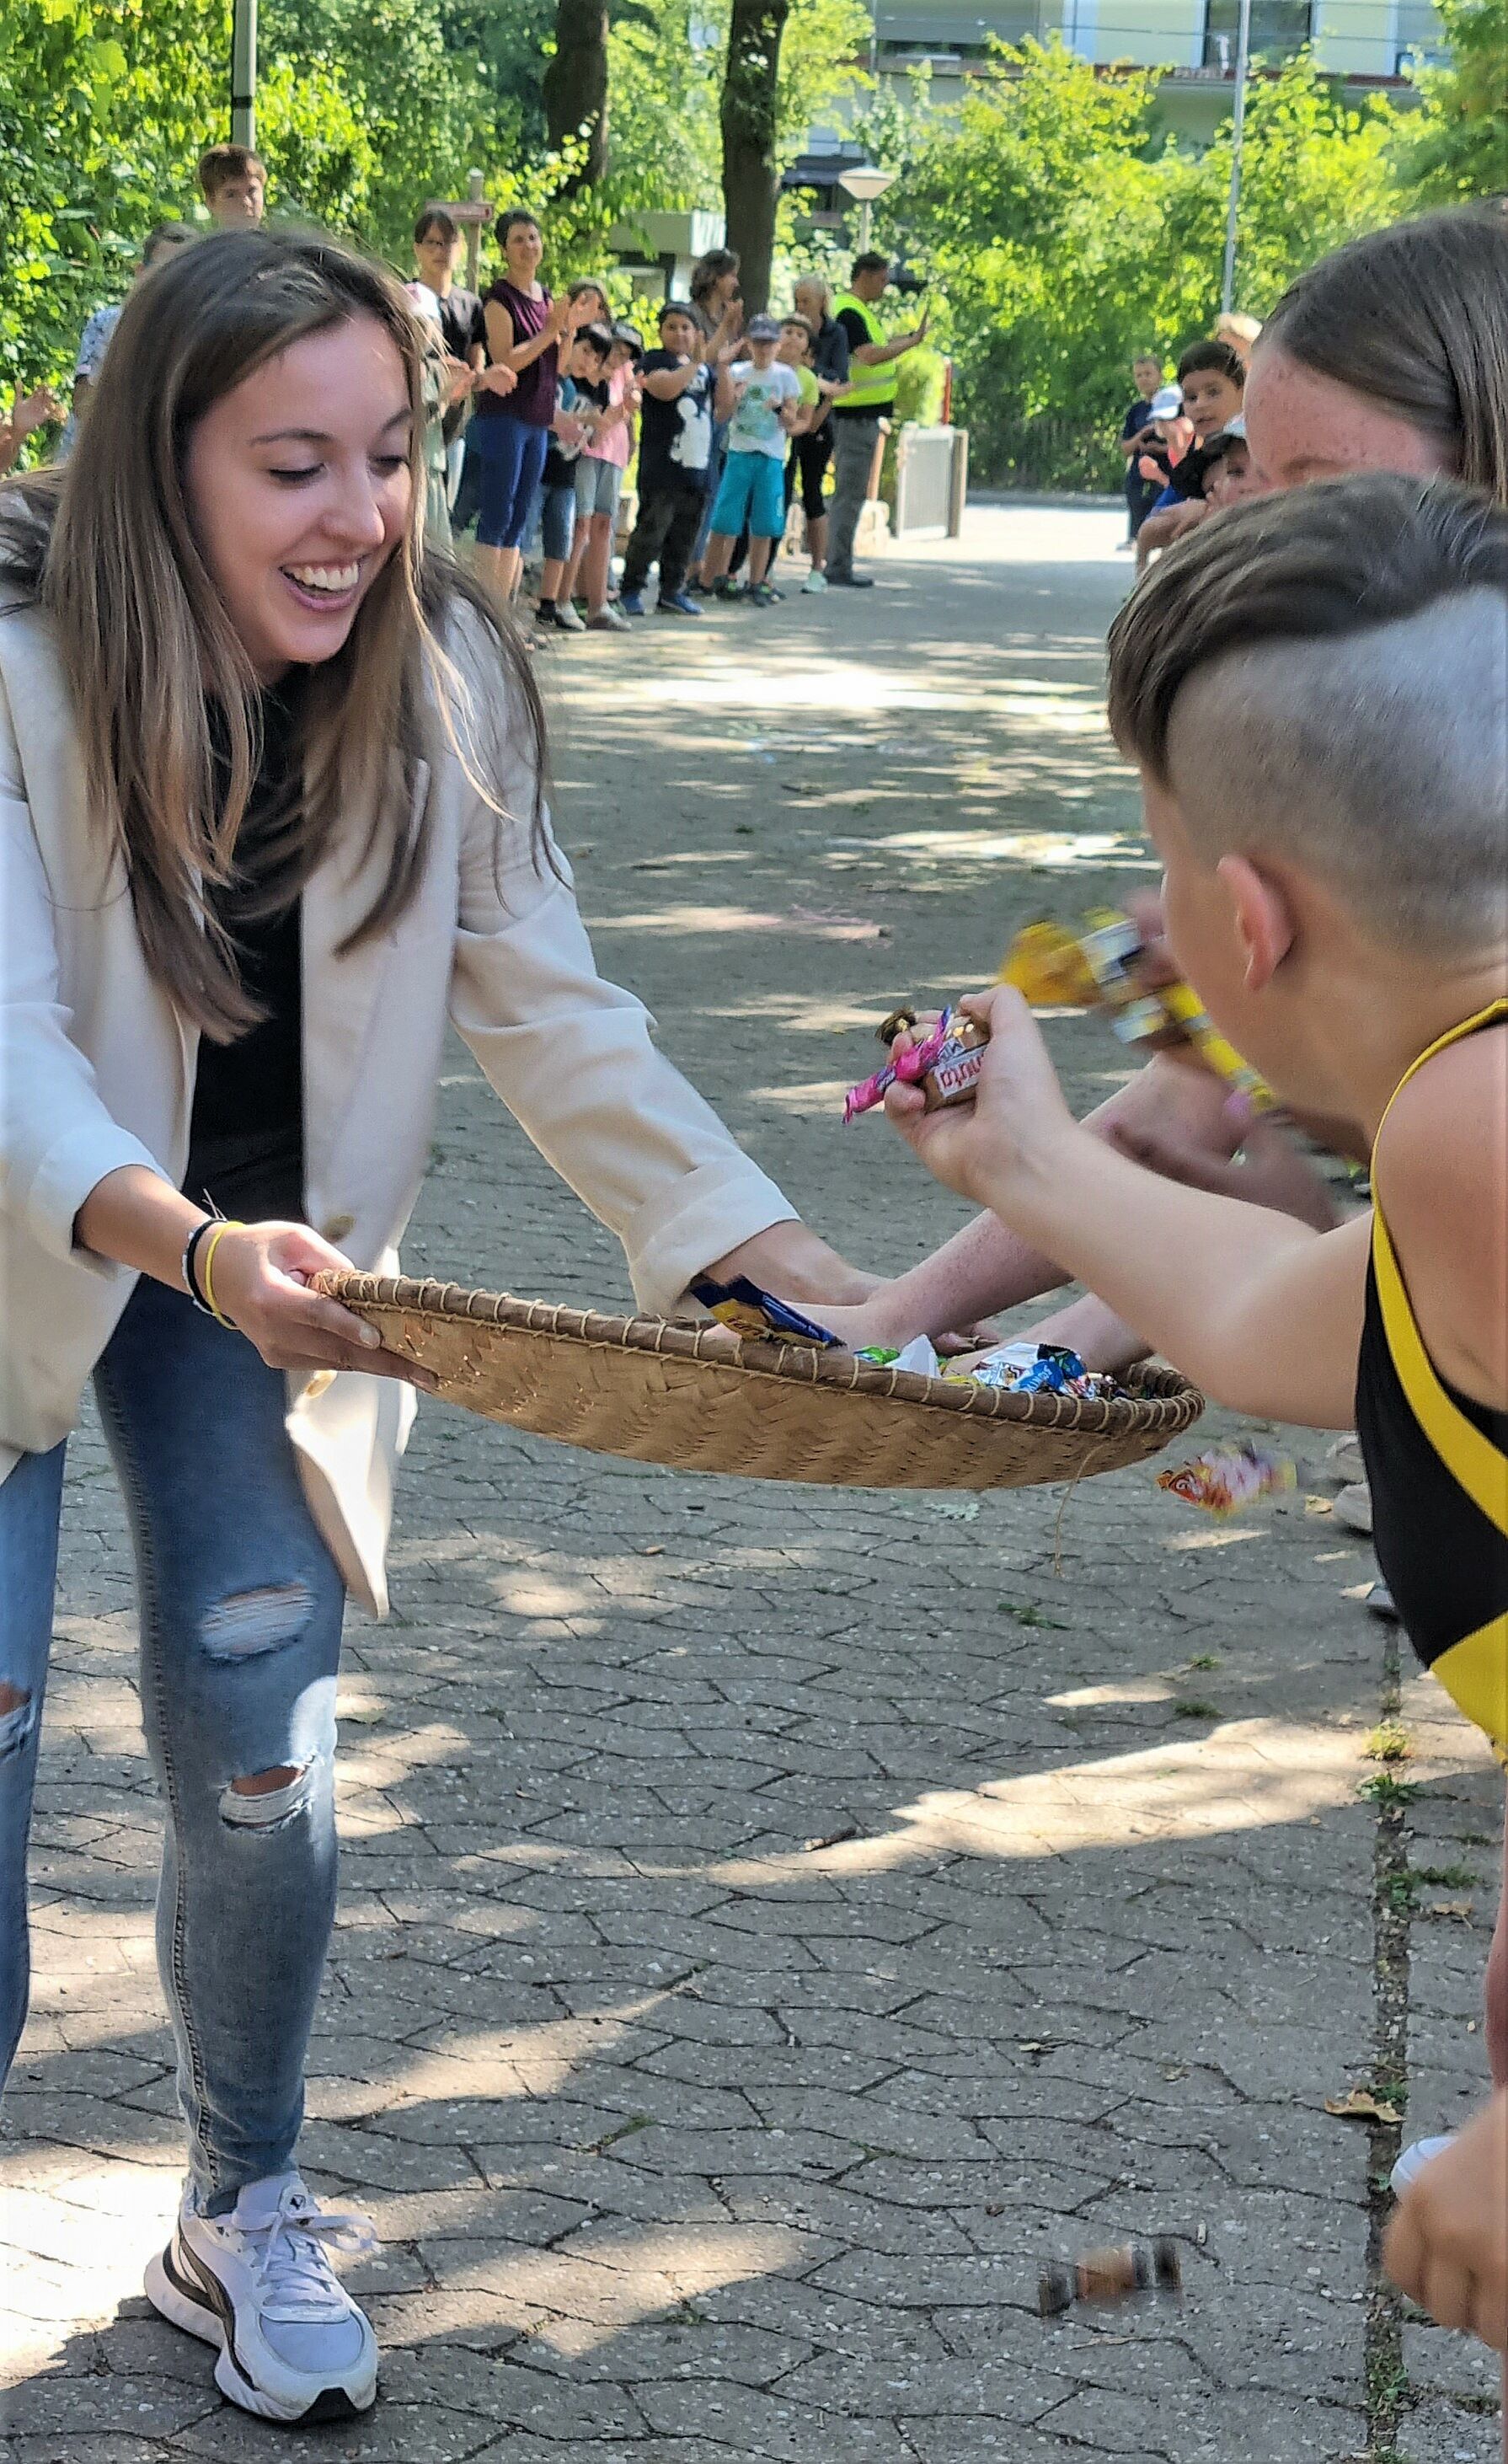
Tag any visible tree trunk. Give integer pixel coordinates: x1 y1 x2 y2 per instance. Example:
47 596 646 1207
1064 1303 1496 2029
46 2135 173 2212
719 0 789 314
543 0 609 188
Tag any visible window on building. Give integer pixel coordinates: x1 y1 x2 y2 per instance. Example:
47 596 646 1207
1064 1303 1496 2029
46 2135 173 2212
1203 0 1311 66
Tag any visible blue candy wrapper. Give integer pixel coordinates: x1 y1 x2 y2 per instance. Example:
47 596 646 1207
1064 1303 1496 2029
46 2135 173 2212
691 1277 839 1349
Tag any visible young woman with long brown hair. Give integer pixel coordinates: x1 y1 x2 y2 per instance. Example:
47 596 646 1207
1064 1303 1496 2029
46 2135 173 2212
0 228 871 2425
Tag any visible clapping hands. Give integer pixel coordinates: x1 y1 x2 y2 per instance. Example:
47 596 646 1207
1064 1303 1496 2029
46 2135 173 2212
0 383 61 475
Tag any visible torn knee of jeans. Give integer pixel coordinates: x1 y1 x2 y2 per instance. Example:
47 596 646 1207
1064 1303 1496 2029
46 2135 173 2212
218 1761 315 1831
0 1684 35 1758
199 1580 313 1663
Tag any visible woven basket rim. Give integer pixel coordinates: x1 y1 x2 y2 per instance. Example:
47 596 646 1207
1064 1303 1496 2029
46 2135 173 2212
316 1271 1203 1440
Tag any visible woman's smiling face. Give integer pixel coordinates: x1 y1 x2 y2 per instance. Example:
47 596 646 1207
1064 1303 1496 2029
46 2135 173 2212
184 314 413 683
504 220 544 282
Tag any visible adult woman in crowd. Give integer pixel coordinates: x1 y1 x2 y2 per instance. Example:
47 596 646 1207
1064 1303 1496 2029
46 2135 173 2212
689 246 740 330
789 275 852 587
0 230 874 2426
469 206 570 600
687 248 743 579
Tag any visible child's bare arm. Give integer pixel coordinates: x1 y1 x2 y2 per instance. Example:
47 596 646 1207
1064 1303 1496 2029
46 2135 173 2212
886 987 1367 1427
641 362 698 399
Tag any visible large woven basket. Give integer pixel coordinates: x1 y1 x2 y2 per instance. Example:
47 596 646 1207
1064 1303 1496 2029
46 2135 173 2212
316 1272 1203 1492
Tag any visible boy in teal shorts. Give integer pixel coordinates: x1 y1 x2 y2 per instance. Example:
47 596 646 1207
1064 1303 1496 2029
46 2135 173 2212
885 477 1508 2383
702 314 802 605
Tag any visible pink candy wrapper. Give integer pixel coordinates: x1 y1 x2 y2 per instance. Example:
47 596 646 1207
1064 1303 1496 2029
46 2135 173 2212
1158 1440 1297 1518
844 1008 984 1124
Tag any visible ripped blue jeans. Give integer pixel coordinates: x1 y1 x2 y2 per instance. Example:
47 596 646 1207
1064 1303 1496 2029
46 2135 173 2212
0 1275 345 2211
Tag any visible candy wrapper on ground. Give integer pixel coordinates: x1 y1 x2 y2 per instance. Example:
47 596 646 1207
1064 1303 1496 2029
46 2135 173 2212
843 1005 988 1124
1158 1438 1297 1517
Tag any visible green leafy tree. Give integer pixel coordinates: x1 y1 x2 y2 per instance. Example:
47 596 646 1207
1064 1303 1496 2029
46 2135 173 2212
890 39 1404 484
1399 0 1508 201
256 55 379 234
0 0 225 389
543 0 609 186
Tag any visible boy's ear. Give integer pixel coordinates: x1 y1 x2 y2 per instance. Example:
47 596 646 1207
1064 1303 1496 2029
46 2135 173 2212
1216 854 1294 992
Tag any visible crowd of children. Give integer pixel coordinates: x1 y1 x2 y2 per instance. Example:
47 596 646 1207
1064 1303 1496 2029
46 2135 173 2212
409 211 927 631
1118 314 1263 567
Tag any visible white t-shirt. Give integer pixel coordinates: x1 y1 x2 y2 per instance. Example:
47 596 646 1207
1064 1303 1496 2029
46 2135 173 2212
726 360 800 458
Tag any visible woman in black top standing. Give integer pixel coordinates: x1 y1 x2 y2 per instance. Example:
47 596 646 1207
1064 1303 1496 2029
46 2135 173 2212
470 208 571 602
789 276 851 584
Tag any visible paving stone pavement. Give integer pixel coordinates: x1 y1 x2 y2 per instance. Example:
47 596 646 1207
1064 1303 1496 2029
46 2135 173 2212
3 506 1502 2464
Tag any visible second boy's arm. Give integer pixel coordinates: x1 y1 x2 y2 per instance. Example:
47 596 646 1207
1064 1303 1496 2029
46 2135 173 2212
887 987 1367 1427
641 361 700 400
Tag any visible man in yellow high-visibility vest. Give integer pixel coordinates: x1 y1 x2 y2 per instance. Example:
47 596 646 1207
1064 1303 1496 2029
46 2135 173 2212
827 252 930 587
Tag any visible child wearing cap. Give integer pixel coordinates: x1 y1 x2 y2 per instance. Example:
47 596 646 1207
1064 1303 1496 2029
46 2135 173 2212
884 474 1508 2373
702 315 803 605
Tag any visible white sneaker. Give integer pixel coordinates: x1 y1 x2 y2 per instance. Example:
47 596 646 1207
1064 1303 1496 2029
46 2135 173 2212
587 602 632 631
1390 2135 1454 2198
146 2172 378 2424
549 600 586 633
801 569 828 593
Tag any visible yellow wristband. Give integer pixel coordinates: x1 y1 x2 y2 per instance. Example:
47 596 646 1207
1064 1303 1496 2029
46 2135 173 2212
199 1219 244 1328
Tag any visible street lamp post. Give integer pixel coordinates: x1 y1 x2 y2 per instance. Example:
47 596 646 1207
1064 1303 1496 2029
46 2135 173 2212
230 0 257 147
837 161 896 254
1220 0 1254 313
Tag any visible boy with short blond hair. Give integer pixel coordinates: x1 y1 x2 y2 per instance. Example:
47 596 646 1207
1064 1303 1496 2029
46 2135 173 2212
886 474 1508 2370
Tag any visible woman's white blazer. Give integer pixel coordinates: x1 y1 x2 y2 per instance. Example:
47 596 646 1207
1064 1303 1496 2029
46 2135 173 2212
0 603 794 1613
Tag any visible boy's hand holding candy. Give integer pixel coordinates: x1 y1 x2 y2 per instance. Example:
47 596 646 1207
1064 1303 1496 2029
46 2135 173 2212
882 988 1078 1210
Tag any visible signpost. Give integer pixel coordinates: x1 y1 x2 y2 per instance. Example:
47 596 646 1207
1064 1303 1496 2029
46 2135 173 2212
426 170 492 290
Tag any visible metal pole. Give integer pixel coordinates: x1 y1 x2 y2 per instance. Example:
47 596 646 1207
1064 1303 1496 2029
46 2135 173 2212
1220 0 1253 314
858 198 872 251
465 168 484 293
230 0 257 147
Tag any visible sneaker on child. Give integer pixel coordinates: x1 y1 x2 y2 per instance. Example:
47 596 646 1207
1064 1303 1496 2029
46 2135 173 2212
145 2172 378 2424
801 569 828 594
587 603 631 631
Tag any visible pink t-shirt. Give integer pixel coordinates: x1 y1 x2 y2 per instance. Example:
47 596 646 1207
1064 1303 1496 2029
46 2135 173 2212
593 364 634 469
